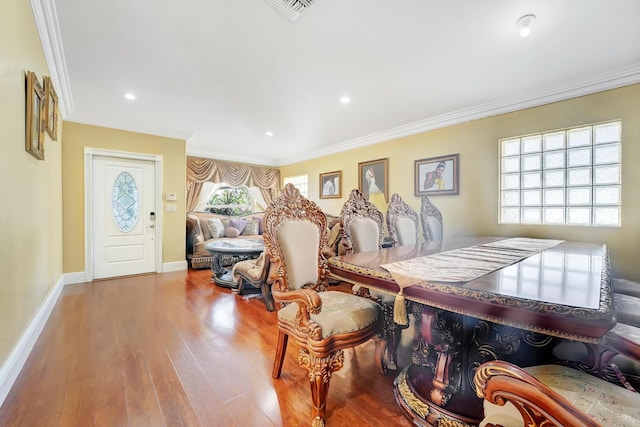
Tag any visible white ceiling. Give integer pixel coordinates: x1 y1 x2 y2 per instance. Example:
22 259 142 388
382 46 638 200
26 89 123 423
36 0 640 166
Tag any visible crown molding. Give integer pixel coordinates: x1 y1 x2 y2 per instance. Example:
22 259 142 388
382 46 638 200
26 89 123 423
30 0 74 118
278 64 640 166
30 0 640 167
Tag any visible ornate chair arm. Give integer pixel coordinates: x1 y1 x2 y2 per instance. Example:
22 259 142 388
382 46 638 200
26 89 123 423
474 360 600 427
272 288 322 314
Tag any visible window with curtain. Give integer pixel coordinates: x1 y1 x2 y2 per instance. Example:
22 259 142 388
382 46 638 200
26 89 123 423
206 185 253 215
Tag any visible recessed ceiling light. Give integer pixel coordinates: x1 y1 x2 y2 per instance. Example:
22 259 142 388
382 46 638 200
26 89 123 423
340 96 351 104
266 131 273 137
517 14 536 38
123 93 136 100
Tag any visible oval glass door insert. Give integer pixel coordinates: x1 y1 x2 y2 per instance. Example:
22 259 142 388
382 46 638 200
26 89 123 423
112 171 140 232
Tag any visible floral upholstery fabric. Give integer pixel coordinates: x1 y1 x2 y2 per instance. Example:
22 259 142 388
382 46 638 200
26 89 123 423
481 364 640 427
277 291 380 339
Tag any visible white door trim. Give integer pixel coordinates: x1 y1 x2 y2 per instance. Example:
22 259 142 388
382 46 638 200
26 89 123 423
83 147 164 282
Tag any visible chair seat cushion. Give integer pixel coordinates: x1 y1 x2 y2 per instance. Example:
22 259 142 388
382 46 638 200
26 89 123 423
278 291 380 339
232 255 263 283
481 364 640 426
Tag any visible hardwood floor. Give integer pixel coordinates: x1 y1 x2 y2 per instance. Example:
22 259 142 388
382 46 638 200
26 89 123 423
0 269 414 426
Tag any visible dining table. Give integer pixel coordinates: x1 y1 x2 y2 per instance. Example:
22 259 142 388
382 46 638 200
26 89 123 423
327 236 616 427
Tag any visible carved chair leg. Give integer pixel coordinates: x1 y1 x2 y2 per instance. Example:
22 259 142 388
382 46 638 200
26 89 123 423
272 331 288 378
299 349 345 427
261 282 274 312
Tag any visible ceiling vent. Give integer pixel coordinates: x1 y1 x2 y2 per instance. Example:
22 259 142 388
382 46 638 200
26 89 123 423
266 0 315 21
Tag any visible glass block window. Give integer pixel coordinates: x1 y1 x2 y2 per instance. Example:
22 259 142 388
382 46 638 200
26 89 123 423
283 174 308 198
112 172 140 232
499 121 621 227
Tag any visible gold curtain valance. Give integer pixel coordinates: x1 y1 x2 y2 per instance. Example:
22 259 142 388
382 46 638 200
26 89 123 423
186 156 280 211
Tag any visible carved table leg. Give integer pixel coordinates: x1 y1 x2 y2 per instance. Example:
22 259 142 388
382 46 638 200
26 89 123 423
395 304 556 426
210 253 226 280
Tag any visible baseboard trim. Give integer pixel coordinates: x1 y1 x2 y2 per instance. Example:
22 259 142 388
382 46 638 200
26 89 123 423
0 276 64 408
163 260 188 272
63 271 86 285
0 264 188 407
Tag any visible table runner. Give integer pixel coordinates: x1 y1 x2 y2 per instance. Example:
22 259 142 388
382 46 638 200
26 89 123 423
381 238 564 324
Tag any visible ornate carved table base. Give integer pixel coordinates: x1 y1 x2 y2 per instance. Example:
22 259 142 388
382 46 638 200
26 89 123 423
394 303 556 426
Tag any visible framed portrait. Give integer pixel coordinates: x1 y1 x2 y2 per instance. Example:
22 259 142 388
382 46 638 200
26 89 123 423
414 153 459 196
25 71 45 160
319 170 341 199
44 76 58 140
358 158 389 204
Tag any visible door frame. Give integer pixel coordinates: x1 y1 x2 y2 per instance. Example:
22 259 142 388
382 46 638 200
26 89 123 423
83 147 164 281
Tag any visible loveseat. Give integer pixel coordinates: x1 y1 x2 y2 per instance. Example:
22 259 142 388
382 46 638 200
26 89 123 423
186 211 266 269
186 210 347 270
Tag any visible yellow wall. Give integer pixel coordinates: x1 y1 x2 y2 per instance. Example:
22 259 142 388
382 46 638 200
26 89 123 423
0 1 63 369
281 84 640 281
62 122 187 273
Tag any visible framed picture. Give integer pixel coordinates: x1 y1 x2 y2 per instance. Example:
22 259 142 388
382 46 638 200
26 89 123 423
319 170 341 199
25 71 45 160
358 158 389 204
44 76 58 140
415 153 459 196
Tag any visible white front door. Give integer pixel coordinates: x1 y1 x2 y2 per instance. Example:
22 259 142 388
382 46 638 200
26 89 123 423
92 156 157 279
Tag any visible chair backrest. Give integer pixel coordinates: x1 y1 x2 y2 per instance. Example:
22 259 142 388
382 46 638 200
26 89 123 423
421 195 443 242
386 193 419 246
340 189 384 253
263 183 329 292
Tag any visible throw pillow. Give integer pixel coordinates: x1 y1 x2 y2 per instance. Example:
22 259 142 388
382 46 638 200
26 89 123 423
225 226 240 238
327 222 341 250
206 218 225 239
228 218 247 234
241 218 260 236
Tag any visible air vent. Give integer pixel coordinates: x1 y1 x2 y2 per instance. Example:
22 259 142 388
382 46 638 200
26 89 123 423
266 0 315 21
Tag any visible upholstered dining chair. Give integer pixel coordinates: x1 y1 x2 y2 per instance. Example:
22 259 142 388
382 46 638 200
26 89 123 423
339 188 406 372
232 251 275 311
476 313 640 426
340 188 385 254
265 184 382 427
420 195 443 242
474 356 640 426
386 193 420 246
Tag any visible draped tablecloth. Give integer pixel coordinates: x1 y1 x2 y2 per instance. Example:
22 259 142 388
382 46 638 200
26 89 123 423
381 238 564 324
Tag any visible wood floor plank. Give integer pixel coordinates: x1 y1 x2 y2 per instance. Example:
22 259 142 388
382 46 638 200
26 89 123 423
0 269 414 427
93 401 129 427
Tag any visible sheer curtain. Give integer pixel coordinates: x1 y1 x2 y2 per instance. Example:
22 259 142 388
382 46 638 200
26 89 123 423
192 182 222 212
186 156 280 212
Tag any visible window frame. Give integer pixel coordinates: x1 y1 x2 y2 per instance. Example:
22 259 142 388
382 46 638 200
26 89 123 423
498 120 622 227
283 174 309 198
